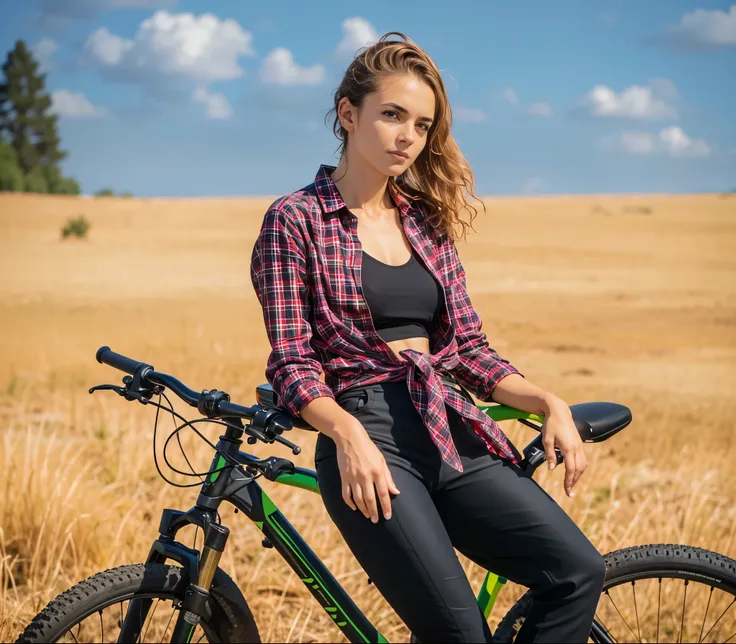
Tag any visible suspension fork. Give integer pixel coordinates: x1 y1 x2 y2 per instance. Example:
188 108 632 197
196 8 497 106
116 506 222 643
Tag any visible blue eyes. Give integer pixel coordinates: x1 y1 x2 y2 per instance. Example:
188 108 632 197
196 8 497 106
382 110 430 131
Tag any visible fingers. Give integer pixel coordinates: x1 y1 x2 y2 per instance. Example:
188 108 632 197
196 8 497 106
343 469 399 523
563 445 587 497
363 480 380 524
351 482 369 520
385 467 401 496
542 432 557 470
375 477 393 522
563 449 576 496
571 445 587 490
342 482 357 511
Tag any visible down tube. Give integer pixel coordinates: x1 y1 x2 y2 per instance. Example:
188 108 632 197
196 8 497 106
231 482 388 644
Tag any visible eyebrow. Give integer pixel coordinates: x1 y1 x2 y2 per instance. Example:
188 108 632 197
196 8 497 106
381 102 434 123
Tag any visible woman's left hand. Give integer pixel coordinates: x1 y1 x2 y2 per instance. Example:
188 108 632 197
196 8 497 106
541 398 586 497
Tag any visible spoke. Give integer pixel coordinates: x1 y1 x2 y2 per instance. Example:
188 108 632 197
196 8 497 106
725 632 736 643
140 598 160 643
66 625 80 644
161 604 177 643
99 609 104 643
657 578 662 644
631 582 642 642
700 596 736 643
678 579 689 643
605 589 641 643
195 632 206 643
698 587 714 643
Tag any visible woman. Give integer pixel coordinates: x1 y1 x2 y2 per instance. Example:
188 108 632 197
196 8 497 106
250 32 605 644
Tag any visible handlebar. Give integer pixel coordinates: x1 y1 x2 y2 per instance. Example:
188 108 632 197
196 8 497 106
94 345 297 451
95 346 148 377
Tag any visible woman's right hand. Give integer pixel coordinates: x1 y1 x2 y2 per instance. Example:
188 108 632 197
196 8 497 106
335 423 400 523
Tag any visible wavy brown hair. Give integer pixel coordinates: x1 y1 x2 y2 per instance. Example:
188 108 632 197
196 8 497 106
326 31 484 242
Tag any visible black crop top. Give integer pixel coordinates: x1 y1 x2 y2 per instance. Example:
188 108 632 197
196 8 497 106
361 248 444 342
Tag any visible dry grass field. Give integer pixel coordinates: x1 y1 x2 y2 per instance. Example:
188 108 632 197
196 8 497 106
0 190 734 642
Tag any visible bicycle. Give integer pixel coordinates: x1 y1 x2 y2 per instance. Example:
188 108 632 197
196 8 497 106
16 346 736 643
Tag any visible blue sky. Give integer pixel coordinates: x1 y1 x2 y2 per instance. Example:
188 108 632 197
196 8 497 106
1 0 735 196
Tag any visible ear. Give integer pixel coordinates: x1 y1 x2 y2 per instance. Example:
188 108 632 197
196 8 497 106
337 97 358 133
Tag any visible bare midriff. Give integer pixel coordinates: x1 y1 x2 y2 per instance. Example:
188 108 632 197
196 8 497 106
385 336 431 361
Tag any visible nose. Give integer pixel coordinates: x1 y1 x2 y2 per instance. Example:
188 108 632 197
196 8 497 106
398 121 415 146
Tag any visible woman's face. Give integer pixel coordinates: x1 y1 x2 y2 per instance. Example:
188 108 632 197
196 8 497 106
339 73 436 178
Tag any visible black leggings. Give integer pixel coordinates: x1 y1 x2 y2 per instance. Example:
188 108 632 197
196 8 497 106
315 381 606 643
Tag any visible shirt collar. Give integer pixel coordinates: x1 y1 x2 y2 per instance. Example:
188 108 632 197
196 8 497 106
314 164 413 219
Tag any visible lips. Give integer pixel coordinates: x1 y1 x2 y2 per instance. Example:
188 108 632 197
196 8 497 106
389 151 409 160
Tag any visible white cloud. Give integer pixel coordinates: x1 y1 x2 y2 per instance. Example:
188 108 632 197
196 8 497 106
607 127 711 158
32 37 58 72
584 81 678 120
260 48 325 86
502 88 518 105
659 126 711 158
500 89 552 117
51 89 109 118
454 106 485 123
336 17 379 56
665 4 736 48
85 27 134 65
193 87 232 120
84 10 254 82
527 102 552 117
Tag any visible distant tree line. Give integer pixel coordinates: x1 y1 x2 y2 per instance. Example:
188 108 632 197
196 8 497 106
0 39 80 194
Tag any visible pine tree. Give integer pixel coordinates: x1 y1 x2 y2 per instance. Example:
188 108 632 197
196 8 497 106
0 39 72 193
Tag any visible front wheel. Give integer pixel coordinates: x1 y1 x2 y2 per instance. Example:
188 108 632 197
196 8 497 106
16 563 260 643
495 543 736 643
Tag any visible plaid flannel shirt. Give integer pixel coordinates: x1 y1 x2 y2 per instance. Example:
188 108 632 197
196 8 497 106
250 165 525 471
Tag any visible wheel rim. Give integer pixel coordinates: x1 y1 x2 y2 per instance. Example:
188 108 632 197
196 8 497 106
51 593 214 644
504 572 736 643
593 570 736 643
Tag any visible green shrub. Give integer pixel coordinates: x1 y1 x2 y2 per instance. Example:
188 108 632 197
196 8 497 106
24 166 49 193
94 188 115 197
61 215 90 240
56 176 81 195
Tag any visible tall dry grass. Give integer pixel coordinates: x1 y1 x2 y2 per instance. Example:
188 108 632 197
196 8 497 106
0 191 734 642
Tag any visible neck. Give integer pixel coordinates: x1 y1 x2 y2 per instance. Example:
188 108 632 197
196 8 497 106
331 153 392 213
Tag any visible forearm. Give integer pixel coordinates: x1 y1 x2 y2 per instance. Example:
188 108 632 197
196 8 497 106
300 396 364 446
489 373 571 417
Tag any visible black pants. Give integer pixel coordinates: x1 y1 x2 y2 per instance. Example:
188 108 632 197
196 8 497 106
315 381 606 643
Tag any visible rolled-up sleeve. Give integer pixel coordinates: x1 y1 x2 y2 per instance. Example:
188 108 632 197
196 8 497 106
443 238 524 402
250 201 335 417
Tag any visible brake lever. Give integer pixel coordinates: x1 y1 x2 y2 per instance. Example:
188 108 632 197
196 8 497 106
88 378 162 404
89 383 126 395
275 435 301 455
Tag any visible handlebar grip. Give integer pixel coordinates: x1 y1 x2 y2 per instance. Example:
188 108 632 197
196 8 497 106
96 346 152 375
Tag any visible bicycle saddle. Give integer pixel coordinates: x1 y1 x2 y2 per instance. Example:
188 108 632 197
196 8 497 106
568 401 632 442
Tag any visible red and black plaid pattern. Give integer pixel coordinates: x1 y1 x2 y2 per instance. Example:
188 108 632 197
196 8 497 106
250 165 524 470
